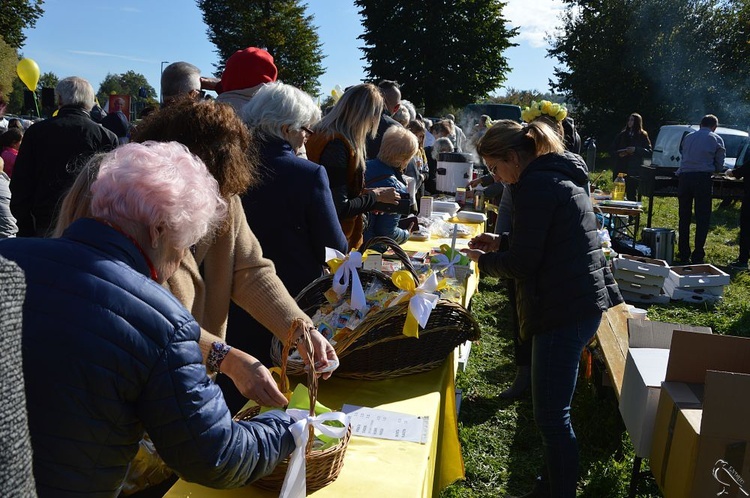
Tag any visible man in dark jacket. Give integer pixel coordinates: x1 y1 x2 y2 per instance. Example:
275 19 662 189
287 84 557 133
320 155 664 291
366 80 403 159
10 76 118 236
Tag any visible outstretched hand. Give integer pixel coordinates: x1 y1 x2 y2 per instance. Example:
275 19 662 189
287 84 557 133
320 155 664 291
295 324 339 380
221 348 289 407
468 232 500 253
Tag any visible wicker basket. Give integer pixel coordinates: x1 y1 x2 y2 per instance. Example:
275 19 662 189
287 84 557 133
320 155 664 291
234 320 351 492
272 238 481 380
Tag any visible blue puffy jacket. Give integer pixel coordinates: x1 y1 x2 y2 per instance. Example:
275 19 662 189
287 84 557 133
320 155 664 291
0 218 295 497
363 158 410 247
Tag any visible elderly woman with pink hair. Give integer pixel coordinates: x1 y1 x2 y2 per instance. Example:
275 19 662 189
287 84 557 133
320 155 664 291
0 142 295 496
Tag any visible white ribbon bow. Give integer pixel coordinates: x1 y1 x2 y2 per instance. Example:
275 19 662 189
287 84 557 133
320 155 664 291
431 252 462 278
389 272 440 329
280 409 351 498
325 247 366 311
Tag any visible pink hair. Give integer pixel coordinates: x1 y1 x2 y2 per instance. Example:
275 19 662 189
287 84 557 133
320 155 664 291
90 141 227 249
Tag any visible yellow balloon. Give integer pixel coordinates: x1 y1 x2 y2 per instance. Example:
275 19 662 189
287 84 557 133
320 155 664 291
17 58 40 92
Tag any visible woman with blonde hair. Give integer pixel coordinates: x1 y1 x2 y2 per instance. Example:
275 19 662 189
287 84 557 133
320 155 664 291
306 83 400 249
464 120 622 497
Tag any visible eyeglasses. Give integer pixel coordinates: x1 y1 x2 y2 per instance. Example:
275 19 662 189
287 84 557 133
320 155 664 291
301 126 315 136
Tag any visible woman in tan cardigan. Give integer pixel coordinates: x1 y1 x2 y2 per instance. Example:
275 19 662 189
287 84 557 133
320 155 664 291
55 99 337 408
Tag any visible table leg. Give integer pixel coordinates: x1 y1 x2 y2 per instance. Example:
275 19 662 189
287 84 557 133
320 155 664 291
628 456 642 498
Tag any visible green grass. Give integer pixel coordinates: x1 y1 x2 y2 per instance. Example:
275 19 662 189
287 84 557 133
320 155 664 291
442 170 748 497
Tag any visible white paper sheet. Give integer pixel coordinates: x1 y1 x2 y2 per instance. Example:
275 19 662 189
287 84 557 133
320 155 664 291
342 404 429 444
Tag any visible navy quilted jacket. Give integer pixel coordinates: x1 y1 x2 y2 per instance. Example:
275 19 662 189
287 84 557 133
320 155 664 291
478 152 623 340
0 218 295 497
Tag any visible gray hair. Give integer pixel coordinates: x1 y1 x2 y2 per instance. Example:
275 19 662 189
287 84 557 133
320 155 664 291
391 106 410 126
431 137 454 160
55 77 95 109
240 82 321 141
400 99 417 121
161 62 201 99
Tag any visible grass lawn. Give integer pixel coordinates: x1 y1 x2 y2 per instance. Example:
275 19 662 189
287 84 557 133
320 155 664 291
441 170 750 497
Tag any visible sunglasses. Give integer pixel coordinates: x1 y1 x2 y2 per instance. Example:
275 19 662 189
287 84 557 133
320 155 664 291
301 126 315 135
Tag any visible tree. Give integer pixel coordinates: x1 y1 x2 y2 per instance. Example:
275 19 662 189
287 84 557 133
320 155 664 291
37 71 58 91
355 0 518 115
0 35 18 103
0 0 44 49
197 0 325 95
96 71 157 110
549 0 738 145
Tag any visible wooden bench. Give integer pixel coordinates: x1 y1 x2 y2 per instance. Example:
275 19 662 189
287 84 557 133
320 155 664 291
594 302 631 400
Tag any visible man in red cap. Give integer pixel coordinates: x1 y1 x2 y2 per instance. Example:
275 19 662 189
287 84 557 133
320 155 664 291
216 47 278 113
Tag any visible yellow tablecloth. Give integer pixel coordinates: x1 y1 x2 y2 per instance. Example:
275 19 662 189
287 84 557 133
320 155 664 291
164 353 464 498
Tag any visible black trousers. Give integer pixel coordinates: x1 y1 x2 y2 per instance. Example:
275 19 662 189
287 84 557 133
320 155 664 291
677 172 713 263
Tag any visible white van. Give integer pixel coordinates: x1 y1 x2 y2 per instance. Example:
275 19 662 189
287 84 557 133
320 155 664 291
651 124 749 170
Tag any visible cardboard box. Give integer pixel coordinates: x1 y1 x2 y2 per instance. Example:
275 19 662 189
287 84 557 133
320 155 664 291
650 331 750 497
668 264 730 288
619 320 712 458
664 281 723 304
620 288 671 305
663 277 724 297
613 254 671 279
614 267 666 287
617 279 663 296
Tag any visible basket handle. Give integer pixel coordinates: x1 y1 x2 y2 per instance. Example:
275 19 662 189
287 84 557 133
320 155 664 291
282 319 319 453
359 236 419 284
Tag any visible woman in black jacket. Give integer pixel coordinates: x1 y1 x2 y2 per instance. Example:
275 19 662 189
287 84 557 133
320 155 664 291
612 112 652 200
464 120 622 498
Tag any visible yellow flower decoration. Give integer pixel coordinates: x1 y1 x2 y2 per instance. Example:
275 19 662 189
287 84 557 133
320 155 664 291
521 99 569 123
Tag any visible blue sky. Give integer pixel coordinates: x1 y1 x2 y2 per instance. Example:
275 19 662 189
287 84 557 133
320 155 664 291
20 0 566 101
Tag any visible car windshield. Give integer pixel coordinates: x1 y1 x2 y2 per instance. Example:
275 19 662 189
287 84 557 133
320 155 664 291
719 134 748 158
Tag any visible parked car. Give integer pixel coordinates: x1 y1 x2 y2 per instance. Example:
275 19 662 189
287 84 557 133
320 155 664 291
651 124 749 170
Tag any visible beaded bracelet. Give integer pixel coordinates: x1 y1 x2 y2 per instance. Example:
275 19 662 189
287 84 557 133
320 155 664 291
207 341 232 374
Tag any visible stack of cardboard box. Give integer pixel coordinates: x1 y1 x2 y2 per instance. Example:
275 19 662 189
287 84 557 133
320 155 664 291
663 264 730 304
619 320 712 458
613 254 671 304
650 331 750 497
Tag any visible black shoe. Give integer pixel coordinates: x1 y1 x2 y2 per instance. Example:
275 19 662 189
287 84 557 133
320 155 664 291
691 258 705 265
499 365 531 399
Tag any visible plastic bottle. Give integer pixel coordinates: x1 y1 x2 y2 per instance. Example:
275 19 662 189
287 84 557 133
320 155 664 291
612 173 626 201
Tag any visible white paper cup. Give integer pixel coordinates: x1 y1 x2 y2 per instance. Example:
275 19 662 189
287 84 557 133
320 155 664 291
629 308 647 320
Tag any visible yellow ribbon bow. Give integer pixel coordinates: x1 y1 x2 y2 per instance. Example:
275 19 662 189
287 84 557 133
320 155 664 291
389 270 441 338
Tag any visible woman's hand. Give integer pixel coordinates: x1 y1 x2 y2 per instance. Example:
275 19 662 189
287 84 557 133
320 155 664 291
467 177 483 189
220 348 289 407
295 324 339 380
371 187 399 204
468 232 500 252
462 248 485 263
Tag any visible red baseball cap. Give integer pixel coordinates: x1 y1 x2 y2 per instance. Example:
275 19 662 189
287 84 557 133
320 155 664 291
218 47 278 93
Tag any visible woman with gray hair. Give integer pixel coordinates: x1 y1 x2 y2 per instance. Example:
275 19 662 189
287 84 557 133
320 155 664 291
239 81 346 294
229 83 347 402
0 142 296 496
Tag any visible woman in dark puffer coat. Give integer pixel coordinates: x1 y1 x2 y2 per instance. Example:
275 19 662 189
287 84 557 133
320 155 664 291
0 142 295 498
463 120 622 498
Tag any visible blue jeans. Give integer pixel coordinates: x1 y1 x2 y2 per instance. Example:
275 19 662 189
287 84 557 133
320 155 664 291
532 313 602 497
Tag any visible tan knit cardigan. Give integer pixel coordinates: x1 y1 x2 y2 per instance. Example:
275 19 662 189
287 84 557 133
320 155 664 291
166 196 311 358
